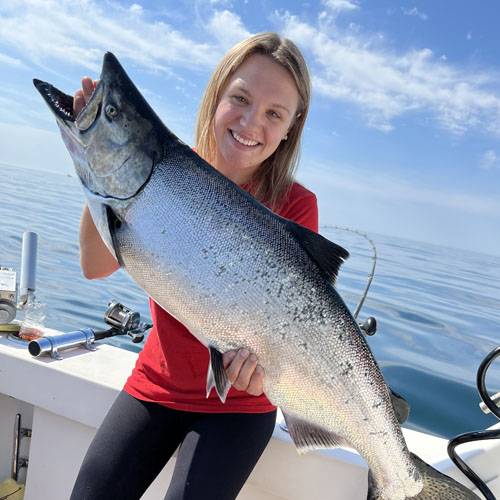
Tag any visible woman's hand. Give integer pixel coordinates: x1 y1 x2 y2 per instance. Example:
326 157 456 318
223 349 265 396
73 77 98 116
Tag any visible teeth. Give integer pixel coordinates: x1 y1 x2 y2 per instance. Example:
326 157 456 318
231 130 259 147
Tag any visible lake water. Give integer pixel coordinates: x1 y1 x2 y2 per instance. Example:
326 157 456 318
1 162 499 439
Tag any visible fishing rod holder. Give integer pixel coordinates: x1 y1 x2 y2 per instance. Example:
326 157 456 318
0 231 39 325
28 301 152 359
28 327 96 360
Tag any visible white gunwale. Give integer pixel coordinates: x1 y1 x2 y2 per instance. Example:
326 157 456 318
0 331 499 499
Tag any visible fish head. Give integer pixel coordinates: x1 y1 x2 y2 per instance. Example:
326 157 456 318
33 52 165 200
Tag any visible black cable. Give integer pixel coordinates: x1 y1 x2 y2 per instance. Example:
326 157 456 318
447 346 500 500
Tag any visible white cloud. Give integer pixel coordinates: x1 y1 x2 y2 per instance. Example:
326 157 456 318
206 10 252 49
300 160 500 256
129 3 143 15
0 0 221 74
304 161 500 218
402 7 428 21
277 12 500 136
480 150 499 170
0 51 28 69
322 0 359 13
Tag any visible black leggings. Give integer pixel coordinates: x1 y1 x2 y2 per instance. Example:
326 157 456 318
70 390 277 500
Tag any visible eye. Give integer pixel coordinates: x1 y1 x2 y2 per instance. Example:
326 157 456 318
268 110 281 120
105 104 119 119
232 95 247 104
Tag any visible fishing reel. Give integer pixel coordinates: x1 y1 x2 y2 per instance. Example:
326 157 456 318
104 300 152 343
359 317 377 336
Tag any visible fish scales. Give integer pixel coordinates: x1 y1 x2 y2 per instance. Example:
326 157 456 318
112 150 415 493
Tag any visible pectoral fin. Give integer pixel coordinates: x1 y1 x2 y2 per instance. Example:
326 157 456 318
206 346 231 403
389 388 410 424
282 412 350 454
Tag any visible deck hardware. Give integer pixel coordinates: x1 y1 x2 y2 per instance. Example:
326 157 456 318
0 267 17 324
447 345 500 500
18 231 38 308
480 392 500 415
12 413 31 482
358 317 377 336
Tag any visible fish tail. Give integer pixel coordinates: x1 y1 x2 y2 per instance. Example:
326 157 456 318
367 452 480 499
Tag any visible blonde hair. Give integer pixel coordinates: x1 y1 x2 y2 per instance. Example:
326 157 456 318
195 32 311 210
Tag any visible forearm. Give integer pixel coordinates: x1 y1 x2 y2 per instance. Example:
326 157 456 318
79 205 120 279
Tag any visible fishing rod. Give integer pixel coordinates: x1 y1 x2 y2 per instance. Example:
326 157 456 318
447 346 500 500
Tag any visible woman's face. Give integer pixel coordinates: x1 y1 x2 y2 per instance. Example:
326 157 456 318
213 54 300 185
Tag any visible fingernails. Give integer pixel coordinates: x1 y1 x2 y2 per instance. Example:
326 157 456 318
239 349 249 359
249 354 257 363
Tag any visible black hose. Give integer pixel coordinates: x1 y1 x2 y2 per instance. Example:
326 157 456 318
447 346 500 500
448 429 499 500
477 347 500 419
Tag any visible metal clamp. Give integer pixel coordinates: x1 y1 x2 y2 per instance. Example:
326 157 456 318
12 413 31 482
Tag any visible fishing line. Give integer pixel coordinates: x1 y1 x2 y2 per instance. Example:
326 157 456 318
447 346 500 500
321 225 377 320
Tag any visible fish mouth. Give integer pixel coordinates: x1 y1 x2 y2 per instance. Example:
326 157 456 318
33 79 76 123
33 78 104 134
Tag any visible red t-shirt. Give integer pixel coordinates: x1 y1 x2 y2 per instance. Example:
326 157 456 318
124 182 318 413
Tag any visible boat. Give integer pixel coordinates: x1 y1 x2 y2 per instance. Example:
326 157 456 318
1 232 499 499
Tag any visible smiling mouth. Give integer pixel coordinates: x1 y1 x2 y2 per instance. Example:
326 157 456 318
230 129 261 147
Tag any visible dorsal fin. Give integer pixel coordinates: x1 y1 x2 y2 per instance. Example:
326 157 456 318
285 221 349 285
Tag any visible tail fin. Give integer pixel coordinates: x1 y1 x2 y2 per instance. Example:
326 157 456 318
367 453 480 499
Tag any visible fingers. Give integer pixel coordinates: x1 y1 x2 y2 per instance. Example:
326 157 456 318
224 348 264 396
73 77 99 116
73 89 85 115
222 349 237 369
246 365 264 396
82 76 94 102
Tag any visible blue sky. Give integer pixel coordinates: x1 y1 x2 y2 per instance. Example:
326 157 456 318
1 0 499 256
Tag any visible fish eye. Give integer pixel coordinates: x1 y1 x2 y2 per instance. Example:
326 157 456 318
105 104 119 119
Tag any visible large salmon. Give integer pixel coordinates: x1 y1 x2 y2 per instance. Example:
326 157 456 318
34 53 478 499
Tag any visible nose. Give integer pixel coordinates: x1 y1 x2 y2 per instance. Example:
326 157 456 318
239 105 262 131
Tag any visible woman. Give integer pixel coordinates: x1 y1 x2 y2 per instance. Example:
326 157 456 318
71 32 317 500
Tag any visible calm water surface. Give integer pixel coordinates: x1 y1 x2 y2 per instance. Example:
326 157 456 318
1 163 499 438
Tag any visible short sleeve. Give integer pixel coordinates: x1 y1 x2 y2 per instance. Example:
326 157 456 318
277 184 319 233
